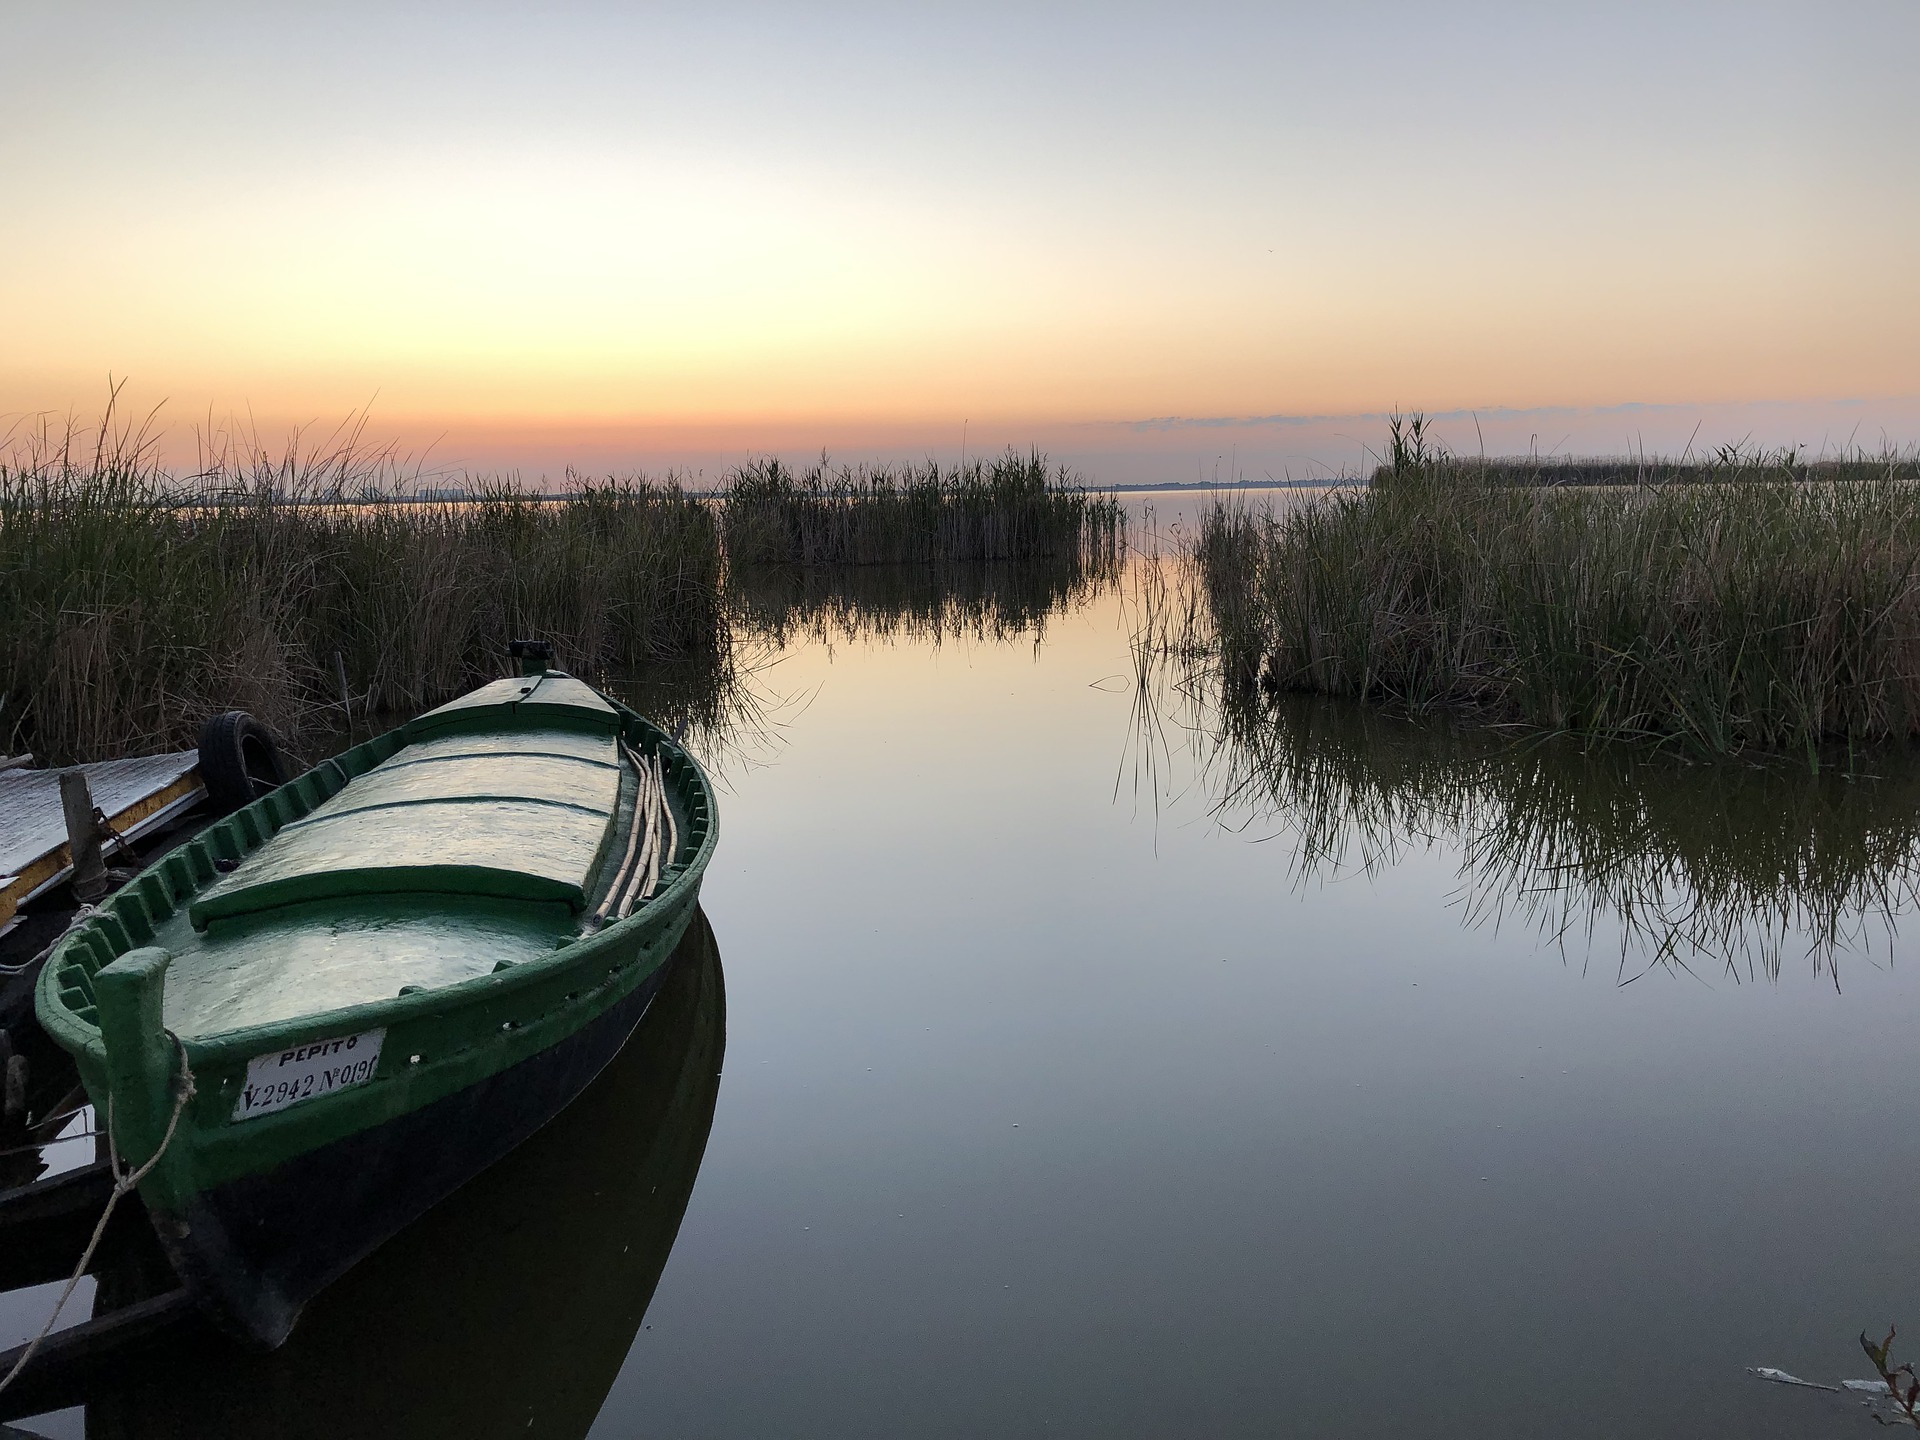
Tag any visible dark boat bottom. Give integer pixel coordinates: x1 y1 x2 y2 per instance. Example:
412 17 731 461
164 916 693 1349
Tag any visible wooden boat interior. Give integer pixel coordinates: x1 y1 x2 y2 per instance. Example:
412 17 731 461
48 673 695 1045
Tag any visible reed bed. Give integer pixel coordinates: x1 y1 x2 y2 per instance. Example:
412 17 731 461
1371 451 1920 490
1 423 727 766
1198 447 1920 759
721 451 1123 568
2 412 1127 764
1122 554 1920 980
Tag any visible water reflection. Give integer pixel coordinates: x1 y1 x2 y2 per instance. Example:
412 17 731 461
1134 566 1920 982
728 555 1119 647
83 908 725 1439
574 558 1123 780
26 555 1919 1437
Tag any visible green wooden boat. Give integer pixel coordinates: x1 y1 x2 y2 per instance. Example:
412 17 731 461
31 653 718 1350
83 911 725 1439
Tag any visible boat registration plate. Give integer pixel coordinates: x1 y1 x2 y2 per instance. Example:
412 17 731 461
232 1029 387 1121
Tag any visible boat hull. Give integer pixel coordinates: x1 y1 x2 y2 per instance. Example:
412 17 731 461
153 900 695 1347
33 675 720 1350
78 908 727 1438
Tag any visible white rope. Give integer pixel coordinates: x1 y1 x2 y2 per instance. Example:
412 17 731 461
0 1034 196 1399
0 903 95 976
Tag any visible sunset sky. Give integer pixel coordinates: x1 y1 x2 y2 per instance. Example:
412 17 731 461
4 2 1916 482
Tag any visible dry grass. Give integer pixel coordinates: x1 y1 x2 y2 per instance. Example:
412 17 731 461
2 408 1125 764
721 451 1123 568
1124 548 1920 981
0 411 726 766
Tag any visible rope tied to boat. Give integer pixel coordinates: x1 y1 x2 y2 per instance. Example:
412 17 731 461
0 902 95 977
0 1033 196 1399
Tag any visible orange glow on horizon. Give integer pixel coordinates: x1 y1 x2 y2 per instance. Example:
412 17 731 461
5 6 1917 475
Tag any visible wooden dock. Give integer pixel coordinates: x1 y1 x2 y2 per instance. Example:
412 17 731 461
0 754 205 938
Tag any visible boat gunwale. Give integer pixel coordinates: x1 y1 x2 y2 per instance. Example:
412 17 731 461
177 884 702 1192
34 686 719 1075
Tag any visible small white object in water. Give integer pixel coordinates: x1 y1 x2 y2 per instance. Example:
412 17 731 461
1843 1379 1893 1395
1748 1367 1841 1392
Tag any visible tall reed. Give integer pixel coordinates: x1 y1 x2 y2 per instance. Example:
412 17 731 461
721 451 1123 568
3 397 1126 764
1198 448 1920 759
1124 550 1920 980
1 419 726 766
1372 448 1920 490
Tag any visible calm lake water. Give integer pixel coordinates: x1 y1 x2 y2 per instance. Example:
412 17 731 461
9 521 1920 1437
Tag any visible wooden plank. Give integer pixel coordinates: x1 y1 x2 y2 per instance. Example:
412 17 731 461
0 1289 202 1423
0 760 204 930
0 1162 129 1292
0 753 200 874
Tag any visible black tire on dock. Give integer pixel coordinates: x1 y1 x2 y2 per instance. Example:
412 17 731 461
197 711 290 816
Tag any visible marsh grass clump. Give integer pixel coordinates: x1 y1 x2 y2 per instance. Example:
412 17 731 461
0 405 1122 768
721 451 1123 569
1372 444 1920 492
1123 555 1920 979
0 414 727 766
1201 440 1920 758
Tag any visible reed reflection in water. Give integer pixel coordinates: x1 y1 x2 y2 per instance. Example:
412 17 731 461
728 550 1121 649
82 910 725 1440
1132 555 1920 983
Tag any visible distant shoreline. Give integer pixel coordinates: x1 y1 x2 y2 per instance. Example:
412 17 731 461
1100 478 1358 493
383 476 1360 503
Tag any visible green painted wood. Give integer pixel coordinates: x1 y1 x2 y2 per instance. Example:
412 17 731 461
405 673 618 741
33 669 718 1237
313 753 619 815
91 947 177 1172
157 896 577 1039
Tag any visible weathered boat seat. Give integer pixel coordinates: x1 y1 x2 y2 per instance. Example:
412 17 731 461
160 896 577 1039
188 691 623 929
